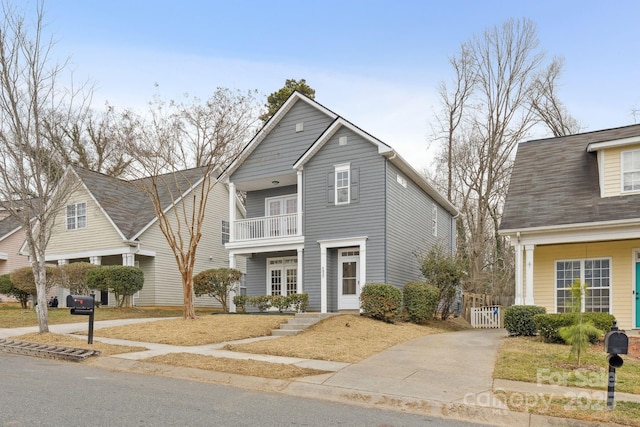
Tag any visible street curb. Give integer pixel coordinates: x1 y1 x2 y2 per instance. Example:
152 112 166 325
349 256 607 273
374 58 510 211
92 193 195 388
87 356 614 427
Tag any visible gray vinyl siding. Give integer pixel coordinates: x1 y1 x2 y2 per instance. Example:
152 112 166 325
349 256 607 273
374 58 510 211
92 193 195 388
385 163 454 288
303 126 387 311
245 185 297 218
244 250 297 312
231 101 334 183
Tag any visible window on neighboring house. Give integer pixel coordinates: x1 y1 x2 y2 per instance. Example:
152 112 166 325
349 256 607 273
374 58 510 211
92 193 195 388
335 164 350 204
221 220 230 244
66 202 86 230
432 203 438 237
622 150 640 191
555 258 610 313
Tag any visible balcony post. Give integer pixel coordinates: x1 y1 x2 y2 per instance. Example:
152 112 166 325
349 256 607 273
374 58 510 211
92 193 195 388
297 170 303 236
228 182 236 243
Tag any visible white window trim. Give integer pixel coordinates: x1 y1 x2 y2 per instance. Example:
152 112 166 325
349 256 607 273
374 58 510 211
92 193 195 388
66 201 87 231
621 149 640 193
264 194 297 216
334 163 350 205
266 256 298 296
554 257 612 314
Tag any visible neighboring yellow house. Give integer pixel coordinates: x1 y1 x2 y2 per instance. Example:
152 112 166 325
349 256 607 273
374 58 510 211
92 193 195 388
41 166 245 308
500 124 640 331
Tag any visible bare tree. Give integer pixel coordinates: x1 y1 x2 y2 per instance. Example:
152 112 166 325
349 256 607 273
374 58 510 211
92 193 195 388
0 1 89 332
432 18 576 295
42 105 133 177
530 57 581 136
117 89 261 319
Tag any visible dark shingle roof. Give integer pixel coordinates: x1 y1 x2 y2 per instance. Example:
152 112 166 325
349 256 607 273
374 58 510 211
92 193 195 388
500 124 640 231
0 214 22 240
72 166 211 240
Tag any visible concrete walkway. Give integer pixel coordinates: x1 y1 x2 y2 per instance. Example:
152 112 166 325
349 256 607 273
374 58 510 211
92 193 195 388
1 319 636 426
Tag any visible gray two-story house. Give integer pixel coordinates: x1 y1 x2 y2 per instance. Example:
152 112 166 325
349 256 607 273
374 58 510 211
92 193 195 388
222 92 458 313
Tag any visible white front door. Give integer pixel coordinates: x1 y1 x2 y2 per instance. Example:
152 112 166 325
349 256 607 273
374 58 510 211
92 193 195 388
338 249 360 310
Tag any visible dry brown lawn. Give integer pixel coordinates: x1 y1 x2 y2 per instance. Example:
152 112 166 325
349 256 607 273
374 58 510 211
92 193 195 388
144 353 330 379
227 314 469 363
90 314 292 345
8 313 471 380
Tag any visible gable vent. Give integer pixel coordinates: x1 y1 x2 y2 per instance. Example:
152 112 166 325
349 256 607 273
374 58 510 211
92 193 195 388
339 136 348 146
296 122 304 132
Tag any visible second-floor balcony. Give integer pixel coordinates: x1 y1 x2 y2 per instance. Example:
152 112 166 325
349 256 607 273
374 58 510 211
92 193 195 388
233 213 299 241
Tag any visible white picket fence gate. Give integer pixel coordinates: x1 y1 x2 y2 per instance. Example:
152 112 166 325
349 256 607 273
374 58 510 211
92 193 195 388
470 305 502 328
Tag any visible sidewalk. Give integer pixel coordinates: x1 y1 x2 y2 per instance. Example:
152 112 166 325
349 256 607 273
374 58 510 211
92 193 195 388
1 319 635 426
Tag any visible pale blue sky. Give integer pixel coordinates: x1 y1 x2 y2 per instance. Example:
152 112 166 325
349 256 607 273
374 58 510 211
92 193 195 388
36 0 640 172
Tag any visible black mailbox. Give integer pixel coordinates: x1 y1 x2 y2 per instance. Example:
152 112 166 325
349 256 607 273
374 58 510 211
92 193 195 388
604 330 629 355
66 294 95 315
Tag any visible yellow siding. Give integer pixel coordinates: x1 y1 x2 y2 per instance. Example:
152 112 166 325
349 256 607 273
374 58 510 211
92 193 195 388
602 144 640 197
534 240 639 330
47 186 123 255
136 181 242 308
0 229 30 275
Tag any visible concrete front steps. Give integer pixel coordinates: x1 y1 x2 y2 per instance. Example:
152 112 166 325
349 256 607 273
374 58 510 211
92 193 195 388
272 312 339 336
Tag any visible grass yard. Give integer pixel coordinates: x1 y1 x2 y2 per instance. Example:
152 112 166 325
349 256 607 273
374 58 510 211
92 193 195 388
494 336 640 394
494 335 640 426
0 304 196 328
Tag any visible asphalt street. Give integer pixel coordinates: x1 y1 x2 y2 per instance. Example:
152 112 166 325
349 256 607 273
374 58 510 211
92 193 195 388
0 353 492 427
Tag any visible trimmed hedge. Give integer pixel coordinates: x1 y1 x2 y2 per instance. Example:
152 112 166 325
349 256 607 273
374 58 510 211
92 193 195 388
503 305 547 336
360 283 402 323
403 281 439 324
534 312 614 344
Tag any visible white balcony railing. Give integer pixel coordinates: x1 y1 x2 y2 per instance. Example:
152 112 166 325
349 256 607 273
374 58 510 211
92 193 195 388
233 213 298 241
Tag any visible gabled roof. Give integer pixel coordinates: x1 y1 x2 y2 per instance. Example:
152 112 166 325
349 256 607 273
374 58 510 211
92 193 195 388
221 91 458 216
0 214 22 242
500 124 640 232
221 91 338 181
71 166 217 240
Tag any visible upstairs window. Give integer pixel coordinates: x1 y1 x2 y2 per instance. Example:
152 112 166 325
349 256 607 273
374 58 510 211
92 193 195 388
221 220 230 244
622 150 640 192
66 202 87 230
335 164 350 205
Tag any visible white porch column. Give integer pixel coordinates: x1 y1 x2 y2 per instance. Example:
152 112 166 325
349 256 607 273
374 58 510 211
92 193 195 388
228 182 236 243
297 247 303 293
320 244 327 313
297 170 303 236
89 256 102 265
228 252 236 313
525 244 535 305
122 253 135 266
514 244 524 305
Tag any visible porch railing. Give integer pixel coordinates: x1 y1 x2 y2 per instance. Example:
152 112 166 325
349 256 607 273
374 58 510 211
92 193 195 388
233 213 298 241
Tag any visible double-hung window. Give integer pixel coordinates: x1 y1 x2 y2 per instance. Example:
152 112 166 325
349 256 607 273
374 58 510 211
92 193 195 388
66 202 87 230
221 220 230 244
622 149 640 192
335 164 350 205
555 258 611 313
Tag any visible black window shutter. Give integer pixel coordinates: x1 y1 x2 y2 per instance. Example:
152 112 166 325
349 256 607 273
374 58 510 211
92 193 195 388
351 168 359 202
326 172 334 205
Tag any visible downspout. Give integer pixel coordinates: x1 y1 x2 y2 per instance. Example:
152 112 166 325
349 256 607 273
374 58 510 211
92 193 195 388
384 157 389 283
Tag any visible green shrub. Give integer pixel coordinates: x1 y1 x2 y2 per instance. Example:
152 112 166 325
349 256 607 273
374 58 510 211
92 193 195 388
360 283 402 323
503 305 546 336
403 281 439 324
86 266 144 308
193 268 243 313
0 274 30 308
248 295 272 312
270 295 290 313
232 295 248 313
535 312 613 344
288 293 309 313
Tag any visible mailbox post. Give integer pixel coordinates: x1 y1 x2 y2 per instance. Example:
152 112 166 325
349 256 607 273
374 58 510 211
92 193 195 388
603 320 628 410
66 293 96 344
